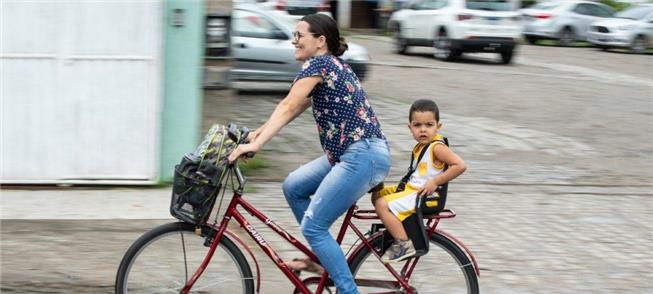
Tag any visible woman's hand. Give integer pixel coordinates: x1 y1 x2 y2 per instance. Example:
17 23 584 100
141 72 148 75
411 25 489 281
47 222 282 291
246 130 258 143
228 142 261 163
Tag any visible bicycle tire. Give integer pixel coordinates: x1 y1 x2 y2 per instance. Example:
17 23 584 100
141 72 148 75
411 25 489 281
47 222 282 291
115 222 255 294
349 232 479 294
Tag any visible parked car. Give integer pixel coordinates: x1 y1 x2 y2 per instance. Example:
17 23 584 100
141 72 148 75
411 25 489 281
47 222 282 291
521 0 615 46
587 4 653 54
230 3 369 83
256 0 332 22
388 0 523 64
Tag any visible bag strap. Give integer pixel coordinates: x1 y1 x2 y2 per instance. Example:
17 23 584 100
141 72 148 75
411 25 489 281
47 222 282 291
397 141 434 190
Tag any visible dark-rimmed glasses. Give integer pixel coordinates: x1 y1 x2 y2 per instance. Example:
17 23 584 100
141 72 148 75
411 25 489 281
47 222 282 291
292 31 320 42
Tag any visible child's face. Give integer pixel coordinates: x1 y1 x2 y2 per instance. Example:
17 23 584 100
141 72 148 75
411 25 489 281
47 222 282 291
408 111 442 144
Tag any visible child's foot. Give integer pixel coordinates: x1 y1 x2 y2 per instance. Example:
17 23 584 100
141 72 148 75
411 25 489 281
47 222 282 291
382 240 416 263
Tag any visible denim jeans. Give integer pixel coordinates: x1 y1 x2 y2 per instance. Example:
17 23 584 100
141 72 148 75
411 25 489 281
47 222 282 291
282 138 391 294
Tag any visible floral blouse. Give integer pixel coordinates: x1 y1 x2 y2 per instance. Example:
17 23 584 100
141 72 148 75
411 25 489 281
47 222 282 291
294 54 385 165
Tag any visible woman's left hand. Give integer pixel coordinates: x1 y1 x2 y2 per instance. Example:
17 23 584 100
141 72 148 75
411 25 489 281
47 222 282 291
228 142 261 163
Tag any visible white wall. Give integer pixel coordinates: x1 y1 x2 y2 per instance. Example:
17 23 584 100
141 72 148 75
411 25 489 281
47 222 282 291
1 1 163 184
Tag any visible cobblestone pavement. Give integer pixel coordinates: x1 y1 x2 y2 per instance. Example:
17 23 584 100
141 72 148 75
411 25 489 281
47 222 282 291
2 35 653 293
1 182 652 293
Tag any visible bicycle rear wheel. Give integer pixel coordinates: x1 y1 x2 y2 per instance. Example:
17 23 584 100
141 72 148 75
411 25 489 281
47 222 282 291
115 222 255 294
349 232 478 293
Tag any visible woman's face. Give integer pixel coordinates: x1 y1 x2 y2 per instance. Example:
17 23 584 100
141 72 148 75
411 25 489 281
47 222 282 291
292 21 327 61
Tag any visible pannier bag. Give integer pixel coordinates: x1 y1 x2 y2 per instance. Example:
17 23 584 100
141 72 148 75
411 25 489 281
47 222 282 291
170 124 240 224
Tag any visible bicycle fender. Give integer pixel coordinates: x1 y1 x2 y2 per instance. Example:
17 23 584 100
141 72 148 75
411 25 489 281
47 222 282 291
224 230 262 292
436 229 480 277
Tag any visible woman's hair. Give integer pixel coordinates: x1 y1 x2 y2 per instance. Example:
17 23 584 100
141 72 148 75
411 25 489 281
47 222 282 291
409 99 440 122
301 14 348 56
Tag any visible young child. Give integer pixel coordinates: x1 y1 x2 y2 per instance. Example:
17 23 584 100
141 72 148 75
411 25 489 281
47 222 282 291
372 99 466 263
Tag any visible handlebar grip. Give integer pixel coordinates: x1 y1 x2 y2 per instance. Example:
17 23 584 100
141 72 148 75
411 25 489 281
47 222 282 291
244 152 256 158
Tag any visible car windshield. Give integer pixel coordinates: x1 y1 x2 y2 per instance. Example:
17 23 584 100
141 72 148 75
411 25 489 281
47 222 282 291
615 6 653 20
466 0 514 11
531 1 562 10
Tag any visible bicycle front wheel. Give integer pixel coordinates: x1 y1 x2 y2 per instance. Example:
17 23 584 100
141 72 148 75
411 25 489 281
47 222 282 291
349 232 479 294
115 222 255 294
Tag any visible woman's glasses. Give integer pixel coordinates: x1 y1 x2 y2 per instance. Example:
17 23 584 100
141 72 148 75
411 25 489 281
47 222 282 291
292 31 320 42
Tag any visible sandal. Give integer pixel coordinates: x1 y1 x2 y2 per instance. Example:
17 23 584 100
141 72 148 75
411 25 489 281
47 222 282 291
285 257 325 276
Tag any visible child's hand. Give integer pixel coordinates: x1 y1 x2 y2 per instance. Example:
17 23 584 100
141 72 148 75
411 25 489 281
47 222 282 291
418 179 439 197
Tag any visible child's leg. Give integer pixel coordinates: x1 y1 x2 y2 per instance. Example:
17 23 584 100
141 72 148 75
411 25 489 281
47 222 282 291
374 197 408 241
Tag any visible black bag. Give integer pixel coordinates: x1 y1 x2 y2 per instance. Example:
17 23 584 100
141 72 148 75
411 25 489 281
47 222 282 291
169 124 240 225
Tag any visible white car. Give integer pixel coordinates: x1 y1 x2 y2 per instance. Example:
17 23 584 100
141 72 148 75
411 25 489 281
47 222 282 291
587 4 653 54
520 0 615 46
230 3 369 82
255 0 333 22
388 0 523 64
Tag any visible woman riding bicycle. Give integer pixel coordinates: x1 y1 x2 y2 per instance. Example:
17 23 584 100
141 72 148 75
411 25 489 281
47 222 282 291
228 13 391 294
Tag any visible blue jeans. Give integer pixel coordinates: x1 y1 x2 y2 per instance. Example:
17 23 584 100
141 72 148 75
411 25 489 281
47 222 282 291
282 138 391 294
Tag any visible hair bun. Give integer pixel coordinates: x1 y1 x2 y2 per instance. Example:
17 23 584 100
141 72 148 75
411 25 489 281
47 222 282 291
336 37 348 56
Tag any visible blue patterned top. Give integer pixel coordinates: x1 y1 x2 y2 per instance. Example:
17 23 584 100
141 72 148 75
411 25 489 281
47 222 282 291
294 54 385 165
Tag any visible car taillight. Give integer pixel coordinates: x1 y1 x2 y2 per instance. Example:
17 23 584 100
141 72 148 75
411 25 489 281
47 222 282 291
536 13 552 20
319 0 330 12
276 0 287 11
457 14 473 21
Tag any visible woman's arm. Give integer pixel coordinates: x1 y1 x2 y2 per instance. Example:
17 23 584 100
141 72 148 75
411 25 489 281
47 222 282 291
418 144 467 196
228 76 321 162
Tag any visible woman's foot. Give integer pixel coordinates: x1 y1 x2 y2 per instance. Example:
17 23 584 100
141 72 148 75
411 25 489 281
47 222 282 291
285 257 325 275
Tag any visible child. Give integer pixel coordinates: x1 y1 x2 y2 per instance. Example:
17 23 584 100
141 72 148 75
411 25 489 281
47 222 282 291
372 99 466 263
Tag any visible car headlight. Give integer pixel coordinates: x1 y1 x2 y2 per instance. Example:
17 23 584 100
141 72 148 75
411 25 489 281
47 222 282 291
617 24 635 31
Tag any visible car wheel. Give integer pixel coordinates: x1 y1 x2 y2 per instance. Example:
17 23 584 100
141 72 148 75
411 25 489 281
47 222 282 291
394 26 408 55
630 35 648 54
433 31 459 61
558 27 575 47
525 35 539 45
500 50 513 64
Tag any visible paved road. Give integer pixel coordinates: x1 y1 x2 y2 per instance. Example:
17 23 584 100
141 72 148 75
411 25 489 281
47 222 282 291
2 36 652 293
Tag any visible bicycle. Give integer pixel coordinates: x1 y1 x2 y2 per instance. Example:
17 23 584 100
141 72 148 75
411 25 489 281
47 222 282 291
115 125 480 294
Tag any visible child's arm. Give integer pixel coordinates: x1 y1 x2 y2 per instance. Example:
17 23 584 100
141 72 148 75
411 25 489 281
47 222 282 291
417 144 466 197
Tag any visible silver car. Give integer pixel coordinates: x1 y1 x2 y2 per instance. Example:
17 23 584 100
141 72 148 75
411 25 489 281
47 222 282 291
587 4 653 54
521 0 615 46
230 3 369 82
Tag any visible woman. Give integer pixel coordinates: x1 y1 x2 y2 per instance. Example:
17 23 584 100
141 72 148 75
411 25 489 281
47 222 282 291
228 14 391 294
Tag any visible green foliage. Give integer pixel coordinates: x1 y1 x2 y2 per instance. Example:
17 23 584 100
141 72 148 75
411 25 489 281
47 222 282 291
238 153 270 174
598 0 631 12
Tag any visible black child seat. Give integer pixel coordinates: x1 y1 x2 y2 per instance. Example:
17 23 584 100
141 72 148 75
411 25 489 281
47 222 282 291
381 137 450 257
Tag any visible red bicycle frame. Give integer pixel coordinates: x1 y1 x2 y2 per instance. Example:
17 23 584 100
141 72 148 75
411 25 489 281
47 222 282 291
180 180 478 293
